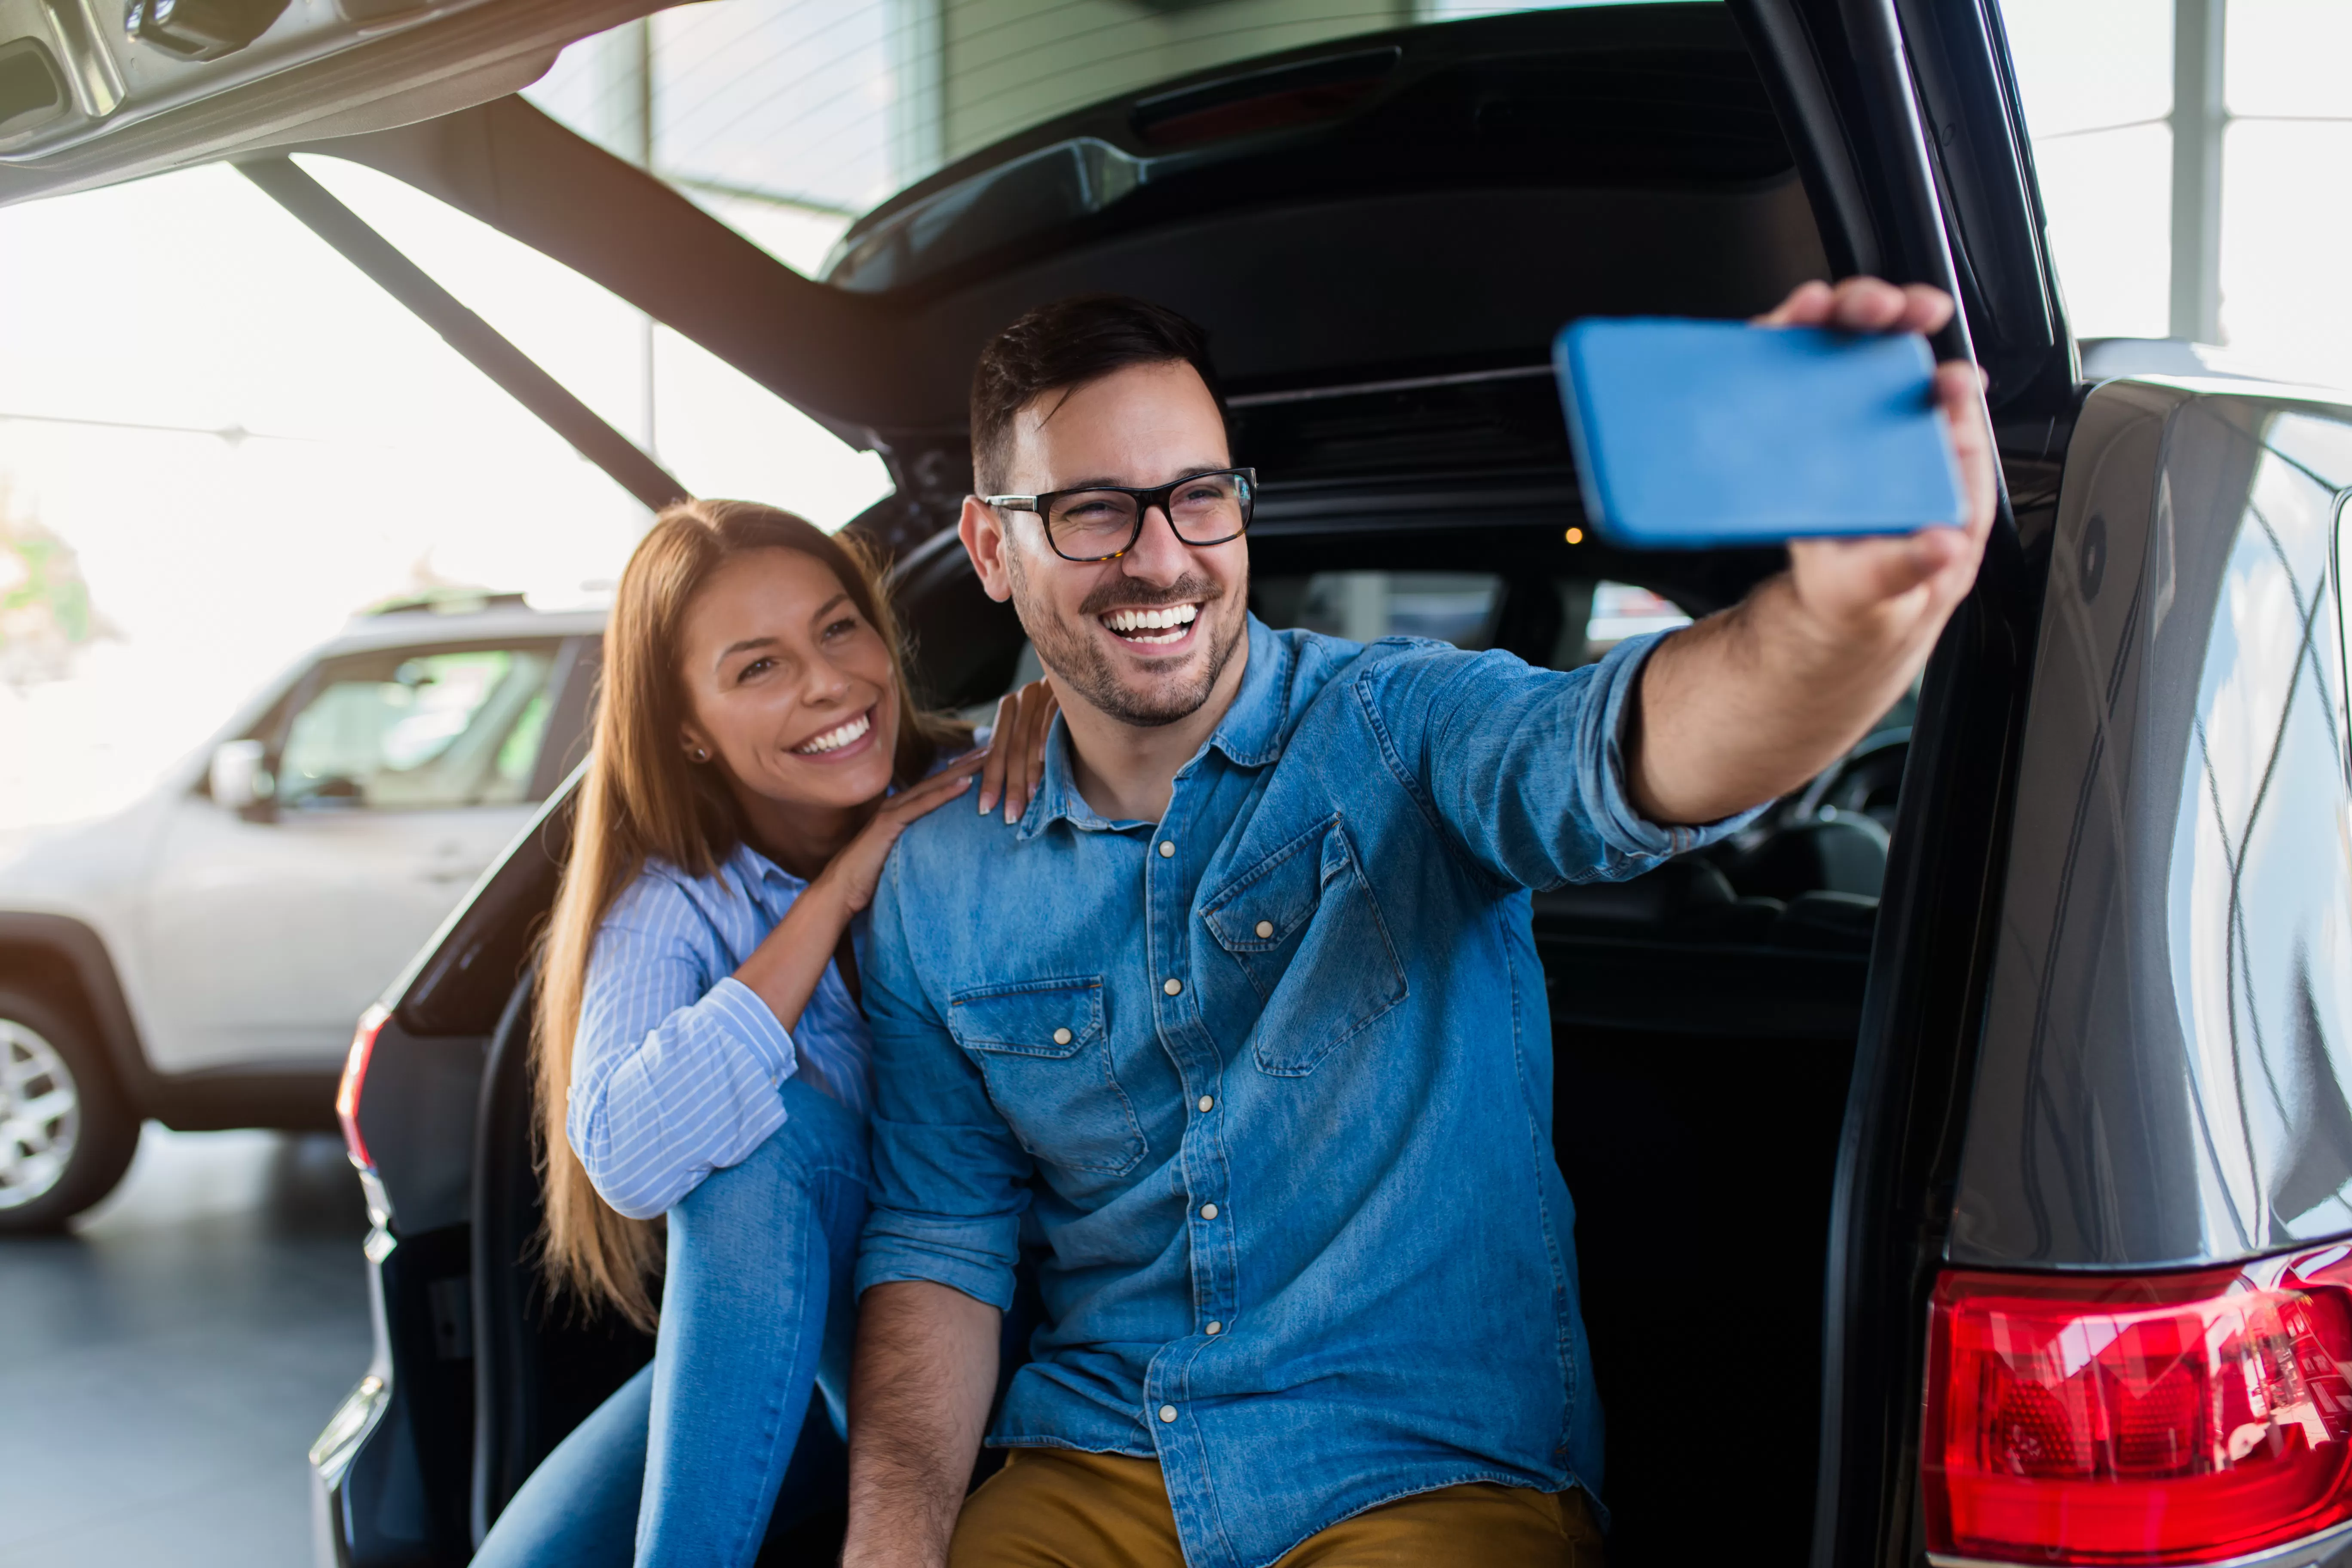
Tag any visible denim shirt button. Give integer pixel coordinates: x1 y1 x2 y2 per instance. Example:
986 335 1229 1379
1197 1095 1214 1113
1159 840 1176 858
1053 1028 1073 1045
1164 977 1183 996
1206 1320 1223 1335
1158 1404 1179 1423
1200 1202 1219 1220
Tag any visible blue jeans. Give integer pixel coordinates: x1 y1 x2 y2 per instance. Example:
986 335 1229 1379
473 1078 870 1568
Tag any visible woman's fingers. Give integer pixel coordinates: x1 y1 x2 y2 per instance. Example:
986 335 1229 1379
1006 680 1058 822
889 746 988 815
884 766 979 827
978 692 1020 814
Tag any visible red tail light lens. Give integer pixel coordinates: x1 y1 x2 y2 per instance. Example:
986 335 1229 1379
1926 1251 2352 1563
336 1004 389 1172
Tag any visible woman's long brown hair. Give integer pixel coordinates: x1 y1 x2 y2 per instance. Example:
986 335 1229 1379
533 499 966 1330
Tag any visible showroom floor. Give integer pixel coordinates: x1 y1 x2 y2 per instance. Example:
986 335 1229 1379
0 1126 373 1568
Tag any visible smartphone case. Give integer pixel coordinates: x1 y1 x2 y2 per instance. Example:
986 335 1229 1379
1554 317 1965 548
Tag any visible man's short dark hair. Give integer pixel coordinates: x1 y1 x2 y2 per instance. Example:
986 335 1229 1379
969 294 1225 496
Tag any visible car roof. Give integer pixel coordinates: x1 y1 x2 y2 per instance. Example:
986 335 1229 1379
320 603 605 656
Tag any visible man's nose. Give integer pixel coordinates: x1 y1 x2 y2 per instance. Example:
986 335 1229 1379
1118 501 1192 582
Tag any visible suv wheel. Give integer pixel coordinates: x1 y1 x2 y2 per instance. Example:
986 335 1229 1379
0 988 138 1232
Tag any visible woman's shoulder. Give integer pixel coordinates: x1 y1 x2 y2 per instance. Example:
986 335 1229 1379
600 852 749 936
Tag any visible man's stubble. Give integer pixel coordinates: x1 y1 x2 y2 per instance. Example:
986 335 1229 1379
1007 545 1248 729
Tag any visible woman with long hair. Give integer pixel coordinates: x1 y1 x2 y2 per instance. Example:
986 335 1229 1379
473 499 1054 1568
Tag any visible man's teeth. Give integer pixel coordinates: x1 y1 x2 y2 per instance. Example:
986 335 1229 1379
1102 604 1199 643
793 711 871 755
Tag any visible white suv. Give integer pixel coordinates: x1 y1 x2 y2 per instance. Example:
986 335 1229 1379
0 593 603 1229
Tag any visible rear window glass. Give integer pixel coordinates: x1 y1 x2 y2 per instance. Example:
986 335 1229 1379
523 0 1712 277
968 571 1693 720
1254 570 1506 647
1584 580 1693 649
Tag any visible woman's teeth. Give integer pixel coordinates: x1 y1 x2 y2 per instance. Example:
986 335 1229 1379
793 710 872 756
1101 603 1198 644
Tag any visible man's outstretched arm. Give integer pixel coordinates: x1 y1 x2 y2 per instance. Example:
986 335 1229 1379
1626 276 2000 827
843 1280 1001 1568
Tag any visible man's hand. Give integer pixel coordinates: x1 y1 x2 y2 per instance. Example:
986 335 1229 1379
1767 278 1998 657
842 1280 1001 1568
1627 276 1997 827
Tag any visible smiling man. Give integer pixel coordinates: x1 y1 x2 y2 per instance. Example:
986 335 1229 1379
843 288 1993 1568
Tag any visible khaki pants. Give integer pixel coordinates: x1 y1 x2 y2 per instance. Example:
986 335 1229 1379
949 1448 1606 1568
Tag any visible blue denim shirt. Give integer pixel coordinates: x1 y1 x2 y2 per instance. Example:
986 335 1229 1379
857 616 1755 1568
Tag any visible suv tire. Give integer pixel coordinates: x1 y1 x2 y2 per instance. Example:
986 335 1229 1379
0 987 138 1232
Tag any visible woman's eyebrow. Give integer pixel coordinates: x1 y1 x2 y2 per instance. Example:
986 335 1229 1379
807 592 851 623
717 634 778 665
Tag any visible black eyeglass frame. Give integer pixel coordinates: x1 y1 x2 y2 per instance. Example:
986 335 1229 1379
982 467 1258 563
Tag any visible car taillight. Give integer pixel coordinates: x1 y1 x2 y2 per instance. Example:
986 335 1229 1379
1925 1250 2352 1564
336 1004 389 1172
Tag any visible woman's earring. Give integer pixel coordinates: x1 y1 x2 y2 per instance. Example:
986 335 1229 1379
687 746 709 763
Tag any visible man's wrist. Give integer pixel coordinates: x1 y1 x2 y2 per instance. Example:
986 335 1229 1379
842 1482 960 1568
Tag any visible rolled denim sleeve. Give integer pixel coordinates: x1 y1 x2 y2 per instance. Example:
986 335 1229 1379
854 848 1031 1311
1360 631 1767 889
565 877 798 1221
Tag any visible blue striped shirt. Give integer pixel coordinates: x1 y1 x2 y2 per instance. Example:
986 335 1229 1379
565 840 874 1221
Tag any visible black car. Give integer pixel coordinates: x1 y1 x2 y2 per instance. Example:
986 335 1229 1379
11 0 2347 1564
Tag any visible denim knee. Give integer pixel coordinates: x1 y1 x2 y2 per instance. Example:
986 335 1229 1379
677 1077 868 1226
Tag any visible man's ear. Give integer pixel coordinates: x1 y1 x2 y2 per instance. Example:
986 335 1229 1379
959 496 1015 604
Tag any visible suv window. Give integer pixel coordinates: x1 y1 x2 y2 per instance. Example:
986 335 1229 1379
277 643 560 811
968 572 1699 720
1250 571 1691 664
1254 571 1507 648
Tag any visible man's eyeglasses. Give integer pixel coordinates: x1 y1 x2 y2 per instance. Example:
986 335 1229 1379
983 468 1256 563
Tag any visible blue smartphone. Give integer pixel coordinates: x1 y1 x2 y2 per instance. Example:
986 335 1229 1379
1554 317 1965 549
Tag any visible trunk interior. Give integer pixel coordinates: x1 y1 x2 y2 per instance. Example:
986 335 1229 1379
448 514 1877 1567
349 7 1963 1559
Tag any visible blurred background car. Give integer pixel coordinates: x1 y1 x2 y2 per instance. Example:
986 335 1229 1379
0 592 600 1229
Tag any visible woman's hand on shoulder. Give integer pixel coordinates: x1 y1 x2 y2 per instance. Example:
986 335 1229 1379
809 747 991 917
977 678 1059 825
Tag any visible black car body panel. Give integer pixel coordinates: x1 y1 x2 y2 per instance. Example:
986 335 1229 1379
1954 379 2352 1272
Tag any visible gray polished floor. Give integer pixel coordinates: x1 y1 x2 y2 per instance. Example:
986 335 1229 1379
0 1126 372 1568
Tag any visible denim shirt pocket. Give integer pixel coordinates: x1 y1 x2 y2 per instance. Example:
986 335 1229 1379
1200 812 1408 1076
946 975 1146 1176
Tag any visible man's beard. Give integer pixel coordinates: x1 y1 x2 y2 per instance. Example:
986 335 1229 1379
1009 552 1247 729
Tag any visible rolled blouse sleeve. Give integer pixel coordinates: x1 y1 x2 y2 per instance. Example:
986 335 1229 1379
564 872 799 1220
